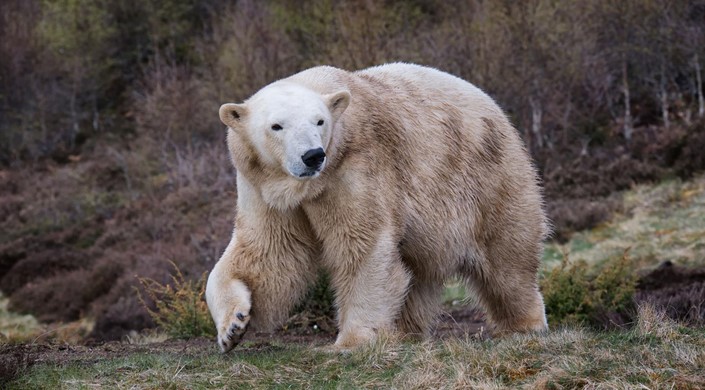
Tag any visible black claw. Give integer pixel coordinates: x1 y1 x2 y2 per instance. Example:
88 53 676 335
220 323 248 353
222 319 249 351
236 312 245 321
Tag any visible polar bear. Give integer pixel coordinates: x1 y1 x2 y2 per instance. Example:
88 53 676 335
206 63 549 353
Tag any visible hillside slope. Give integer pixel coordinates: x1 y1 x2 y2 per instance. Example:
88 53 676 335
545 174 705 269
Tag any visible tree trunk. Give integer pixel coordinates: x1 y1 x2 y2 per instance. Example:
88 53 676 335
92 94 99 132
622 57 633 143
561 103 572 148
529 96 543 149
70 79 79 150
580 137 590 157
660 62 669 129
696 54 704 118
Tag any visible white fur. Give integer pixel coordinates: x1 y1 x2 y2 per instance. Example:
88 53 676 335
209 63 548 353
248 83 333 179
206 251 252 353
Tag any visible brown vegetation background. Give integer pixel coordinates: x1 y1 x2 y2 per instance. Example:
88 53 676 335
1 0 705 340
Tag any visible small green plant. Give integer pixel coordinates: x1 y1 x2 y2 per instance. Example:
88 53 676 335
541 255 593 325
286 272 337 332
541 249 637 328
591 251 637 316
136 261 215 339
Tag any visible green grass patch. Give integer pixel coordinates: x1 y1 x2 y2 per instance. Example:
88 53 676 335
7 313 704 389
545 174 705 269
442 279 468 307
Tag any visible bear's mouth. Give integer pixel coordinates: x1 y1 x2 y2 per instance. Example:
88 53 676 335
288 160 325 180
298 171 317 178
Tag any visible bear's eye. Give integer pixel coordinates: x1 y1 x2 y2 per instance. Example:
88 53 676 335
317 119 324 126
271 124 283 131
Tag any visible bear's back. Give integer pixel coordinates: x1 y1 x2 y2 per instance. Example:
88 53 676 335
355 63 503 117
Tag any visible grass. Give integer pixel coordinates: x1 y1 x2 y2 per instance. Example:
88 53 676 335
441 279 469 307
6 306 704 389
544 174 705 269
0 293 93 345
0 293 42 343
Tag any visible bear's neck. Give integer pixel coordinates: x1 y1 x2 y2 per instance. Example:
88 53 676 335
257 176 323 211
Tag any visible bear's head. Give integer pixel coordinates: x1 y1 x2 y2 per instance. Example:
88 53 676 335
219 82 350 180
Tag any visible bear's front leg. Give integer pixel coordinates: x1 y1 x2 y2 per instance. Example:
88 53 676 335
206 254 252 353
206 217 318 352
327 230 411 349
206 176 319 353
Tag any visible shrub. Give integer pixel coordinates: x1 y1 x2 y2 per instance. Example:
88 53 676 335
541 250 637 328
541 255 592 325
673 120 705 178
294 272 335 317
591 252 637 317
136 261 215 339
9 259 122 323
134 64 220 149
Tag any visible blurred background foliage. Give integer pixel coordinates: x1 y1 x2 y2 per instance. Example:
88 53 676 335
1 0 705 340
2 0 704 164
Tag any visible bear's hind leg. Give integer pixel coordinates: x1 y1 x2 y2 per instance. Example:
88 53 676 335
465 247 547 334
396 277 443 338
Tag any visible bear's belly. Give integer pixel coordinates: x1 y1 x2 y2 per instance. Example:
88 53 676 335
398 213 483 281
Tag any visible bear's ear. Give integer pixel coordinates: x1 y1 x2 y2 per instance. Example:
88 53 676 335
219 103 248 130
325 90 351 121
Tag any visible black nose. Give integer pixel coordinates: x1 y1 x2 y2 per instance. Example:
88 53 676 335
302 148 326 168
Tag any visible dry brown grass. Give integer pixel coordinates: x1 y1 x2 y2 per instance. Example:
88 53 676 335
395 314 704 389
544 173 705 270
0 292 93 345
0 293 42 343
6 306 704 389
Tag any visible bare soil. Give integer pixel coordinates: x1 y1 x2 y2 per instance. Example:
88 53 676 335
636 261 705 325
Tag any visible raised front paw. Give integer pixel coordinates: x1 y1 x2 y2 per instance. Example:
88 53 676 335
218 309 250 353
205 271 252 353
